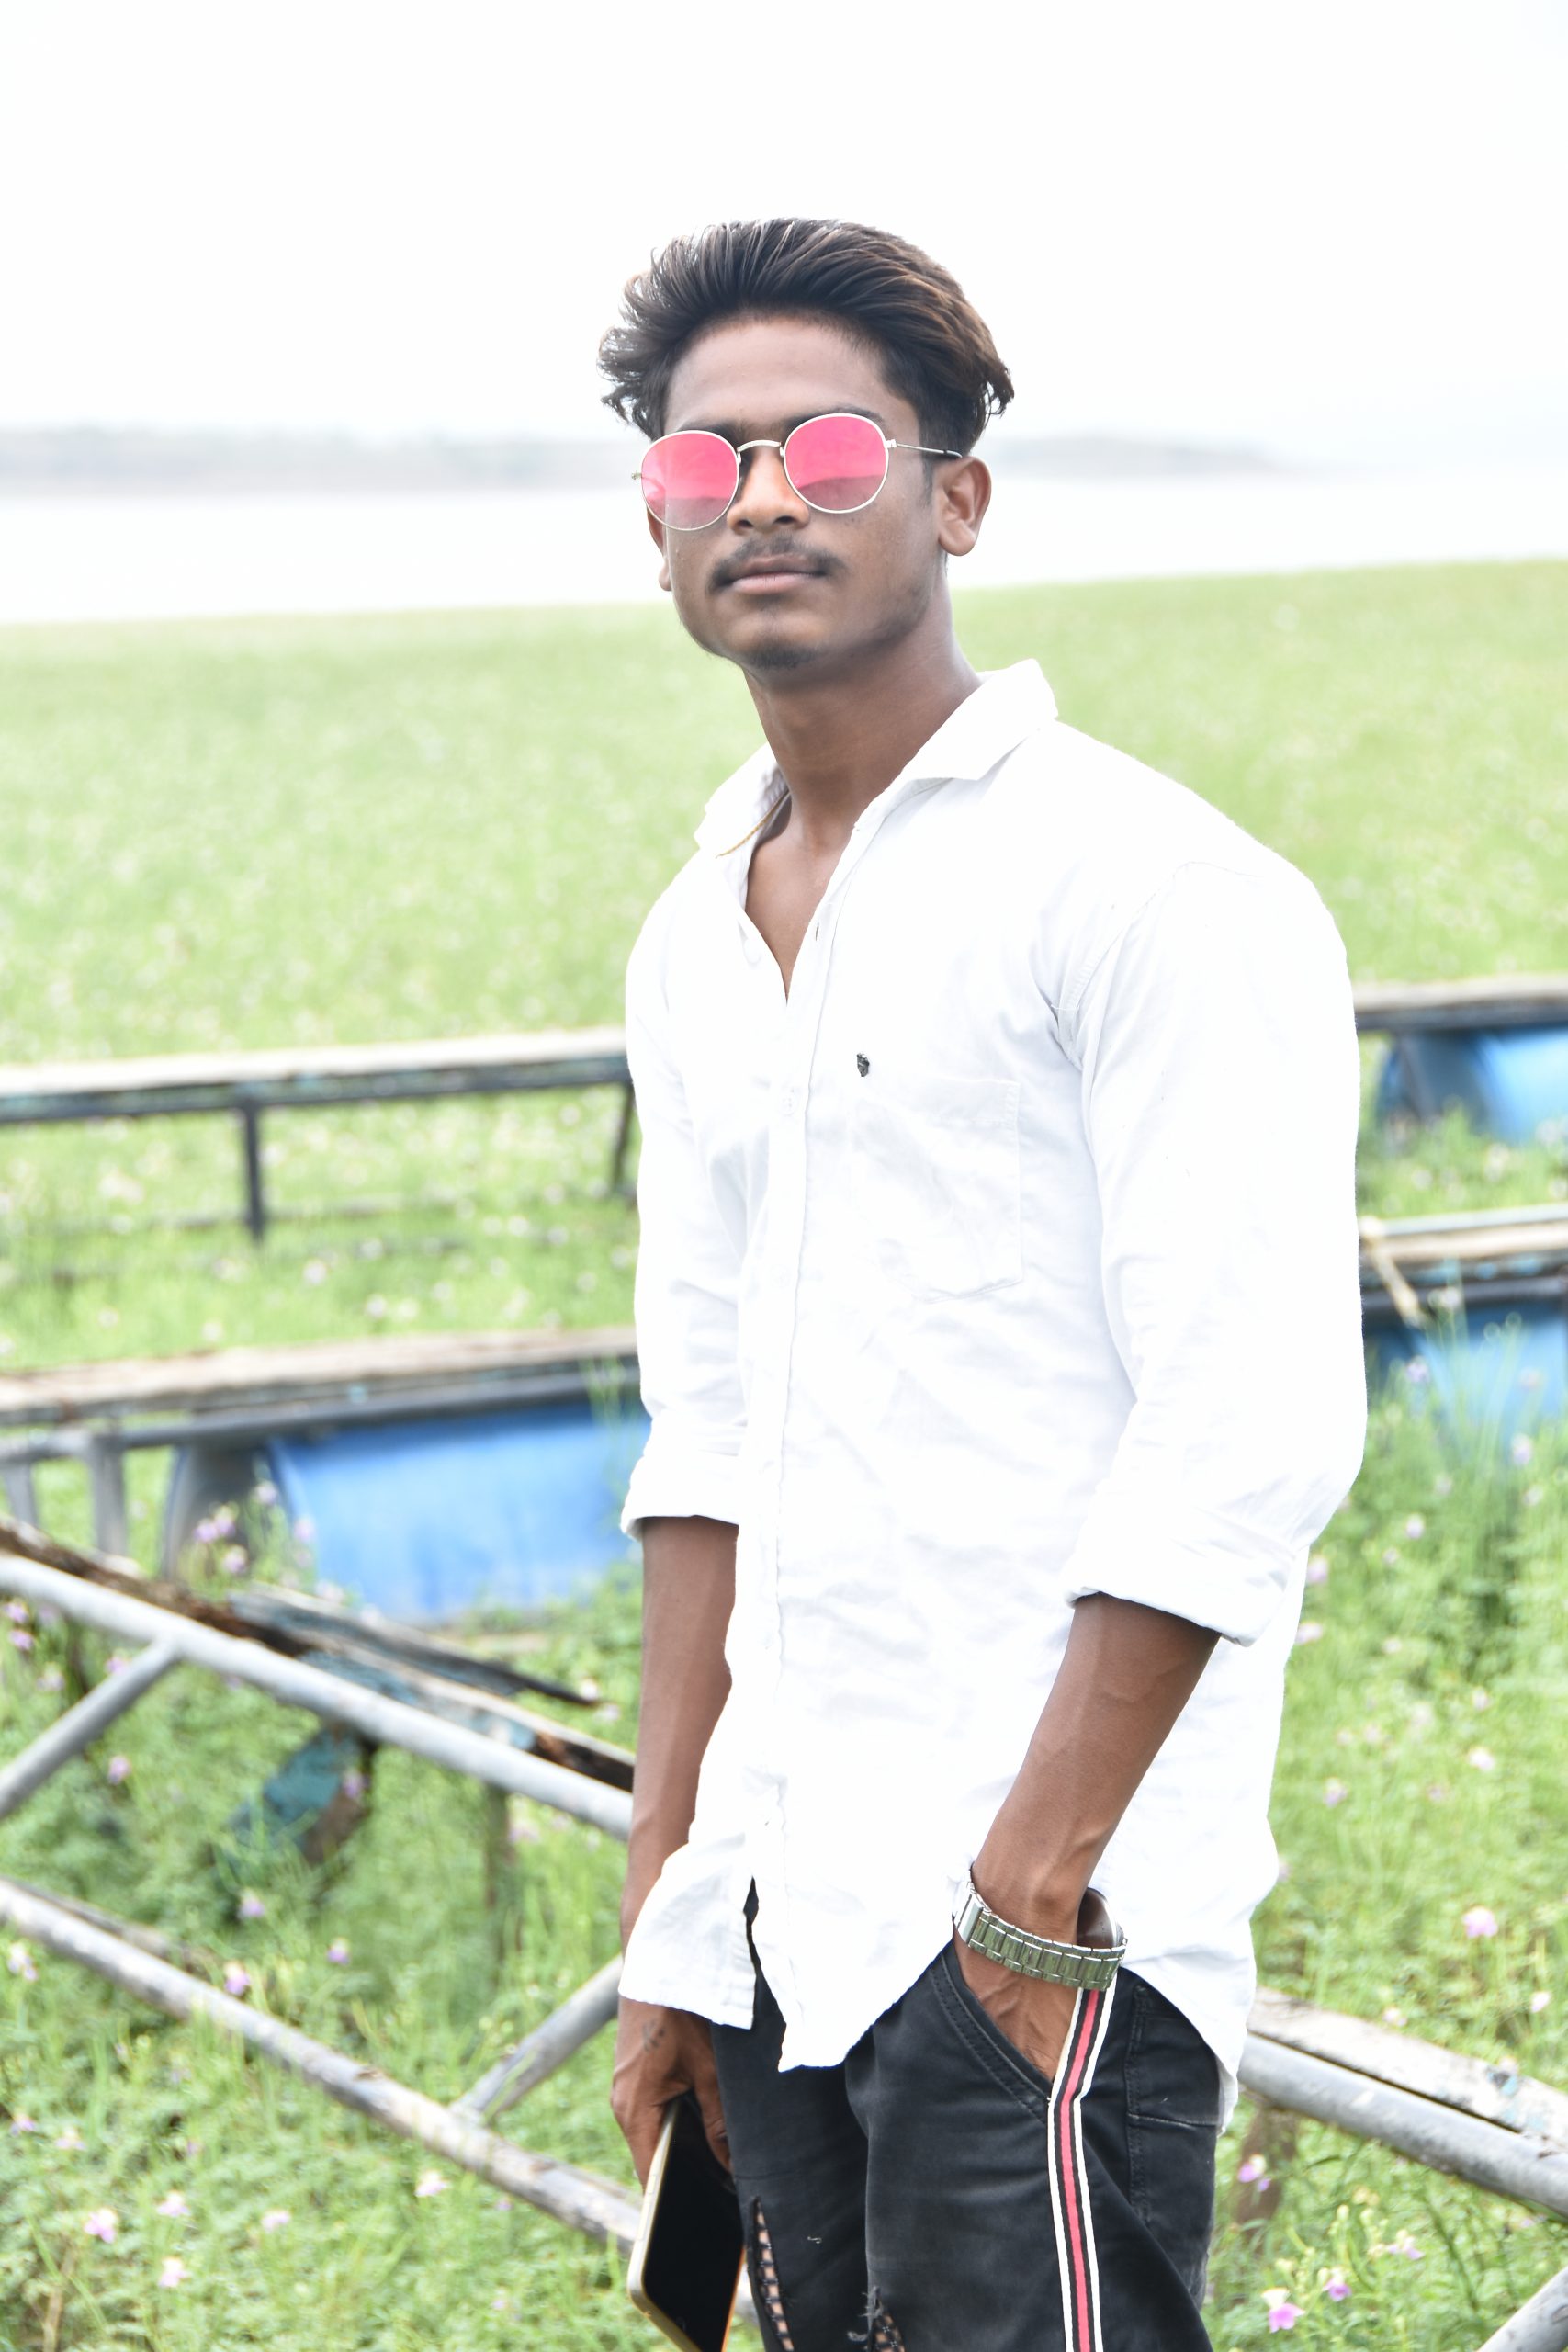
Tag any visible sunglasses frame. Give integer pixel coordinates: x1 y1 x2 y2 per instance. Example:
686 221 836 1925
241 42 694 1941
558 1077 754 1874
636 411 964 531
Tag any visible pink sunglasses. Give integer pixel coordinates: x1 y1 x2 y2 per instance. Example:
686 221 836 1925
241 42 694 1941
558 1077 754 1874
637 411 963 532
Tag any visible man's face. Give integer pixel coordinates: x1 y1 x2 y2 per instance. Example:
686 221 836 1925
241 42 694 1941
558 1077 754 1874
649 314 979 679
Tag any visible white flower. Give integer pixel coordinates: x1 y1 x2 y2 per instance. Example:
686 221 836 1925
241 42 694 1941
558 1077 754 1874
414 2168 447 2198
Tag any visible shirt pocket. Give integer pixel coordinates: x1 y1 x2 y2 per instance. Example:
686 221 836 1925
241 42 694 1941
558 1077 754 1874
849 1070 1022 1300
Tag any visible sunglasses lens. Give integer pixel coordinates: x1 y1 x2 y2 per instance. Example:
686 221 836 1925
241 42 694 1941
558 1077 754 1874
784 414 888 511
640 433 738 529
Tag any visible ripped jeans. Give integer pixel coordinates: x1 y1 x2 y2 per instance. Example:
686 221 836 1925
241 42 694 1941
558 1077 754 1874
709 1908 1220 2352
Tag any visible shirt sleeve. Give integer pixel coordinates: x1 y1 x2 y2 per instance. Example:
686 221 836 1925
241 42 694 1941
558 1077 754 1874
618 921 746 1539
1057 858 1367 1645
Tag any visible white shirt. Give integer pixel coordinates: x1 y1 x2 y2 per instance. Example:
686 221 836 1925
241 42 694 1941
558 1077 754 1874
617 661 1366 2124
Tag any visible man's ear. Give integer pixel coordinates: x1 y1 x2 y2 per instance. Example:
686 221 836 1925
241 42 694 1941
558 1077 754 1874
646 507 673 594
936 456 992 561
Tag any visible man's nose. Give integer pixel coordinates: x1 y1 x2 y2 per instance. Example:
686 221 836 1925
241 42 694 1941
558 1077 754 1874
727 443 808 530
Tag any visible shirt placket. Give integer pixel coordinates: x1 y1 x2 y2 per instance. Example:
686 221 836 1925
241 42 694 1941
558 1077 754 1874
727 779 940 2007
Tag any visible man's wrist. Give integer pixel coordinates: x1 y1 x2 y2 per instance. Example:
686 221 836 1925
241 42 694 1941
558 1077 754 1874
970 1849 1089 1943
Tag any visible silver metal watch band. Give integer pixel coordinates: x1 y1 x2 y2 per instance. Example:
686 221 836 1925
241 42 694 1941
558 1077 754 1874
953 1876 1127 1990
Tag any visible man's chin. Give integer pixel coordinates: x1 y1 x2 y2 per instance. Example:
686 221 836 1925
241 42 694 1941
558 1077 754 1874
692 607 834 674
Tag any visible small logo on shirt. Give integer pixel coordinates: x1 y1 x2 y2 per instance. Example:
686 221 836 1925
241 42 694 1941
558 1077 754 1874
855 1053 870 1076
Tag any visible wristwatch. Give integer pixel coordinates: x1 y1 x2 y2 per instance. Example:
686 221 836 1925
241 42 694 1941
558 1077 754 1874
953 1875 1127 1990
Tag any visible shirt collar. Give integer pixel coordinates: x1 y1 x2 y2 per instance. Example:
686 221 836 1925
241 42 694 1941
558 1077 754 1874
693 660 1057 863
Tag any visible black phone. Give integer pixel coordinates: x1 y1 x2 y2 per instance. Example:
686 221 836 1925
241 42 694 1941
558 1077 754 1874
626 2091 746 2352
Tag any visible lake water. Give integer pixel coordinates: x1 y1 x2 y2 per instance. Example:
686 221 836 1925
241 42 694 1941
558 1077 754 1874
1 466 1565 626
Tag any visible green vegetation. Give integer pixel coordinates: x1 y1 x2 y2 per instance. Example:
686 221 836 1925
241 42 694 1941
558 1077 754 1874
1 563 1566 2345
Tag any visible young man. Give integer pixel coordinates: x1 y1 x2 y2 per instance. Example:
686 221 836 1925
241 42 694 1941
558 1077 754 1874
599 219 1365 2352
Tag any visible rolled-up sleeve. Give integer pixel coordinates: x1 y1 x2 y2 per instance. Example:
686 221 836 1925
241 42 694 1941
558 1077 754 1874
1059 859 1367 1644
618 922 746 1539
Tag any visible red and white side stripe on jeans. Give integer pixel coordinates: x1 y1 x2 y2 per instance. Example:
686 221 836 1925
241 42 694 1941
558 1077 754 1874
1046 1978 1119 2352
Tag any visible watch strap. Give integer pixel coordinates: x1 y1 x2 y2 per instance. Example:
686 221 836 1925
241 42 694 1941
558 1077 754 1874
953 1876 1126 1990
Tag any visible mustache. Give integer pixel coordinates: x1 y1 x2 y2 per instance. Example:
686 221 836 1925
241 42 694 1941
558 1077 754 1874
709 543 842 590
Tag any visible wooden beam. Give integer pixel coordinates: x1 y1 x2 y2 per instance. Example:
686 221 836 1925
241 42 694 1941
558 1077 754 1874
0 1517 624 1781
1360 1217 1568 1274
85 1436 128 1555
1355 977 1568 1035
240 1104 266 1240
1250 1987 1568 2147
0 1323 638 1430
0 1027 631 1124
0 1551 633 1838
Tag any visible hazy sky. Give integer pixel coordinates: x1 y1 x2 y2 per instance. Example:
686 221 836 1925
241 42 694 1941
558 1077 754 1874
3 0 1563 467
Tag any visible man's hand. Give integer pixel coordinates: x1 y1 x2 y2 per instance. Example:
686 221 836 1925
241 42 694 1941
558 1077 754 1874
952 1929 1079 2084
611 1995 731 2188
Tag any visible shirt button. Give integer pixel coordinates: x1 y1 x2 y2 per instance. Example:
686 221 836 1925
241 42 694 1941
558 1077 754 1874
779 1087 797 1117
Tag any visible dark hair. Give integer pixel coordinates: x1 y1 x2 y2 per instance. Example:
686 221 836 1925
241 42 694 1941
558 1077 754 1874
598 218 1013 454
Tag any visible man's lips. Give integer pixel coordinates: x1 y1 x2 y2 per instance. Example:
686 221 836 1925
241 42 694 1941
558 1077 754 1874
715 556 831 593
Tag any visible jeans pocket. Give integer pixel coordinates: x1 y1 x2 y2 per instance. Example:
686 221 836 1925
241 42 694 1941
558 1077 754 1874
931 1939 1055 2107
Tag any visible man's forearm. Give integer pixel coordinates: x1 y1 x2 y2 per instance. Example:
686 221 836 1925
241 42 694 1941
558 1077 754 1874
975 1593 1219 1934
622 1513 737 1944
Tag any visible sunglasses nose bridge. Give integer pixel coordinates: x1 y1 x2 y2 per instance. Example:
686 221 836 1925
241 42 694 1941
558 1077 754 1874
730 437 807 520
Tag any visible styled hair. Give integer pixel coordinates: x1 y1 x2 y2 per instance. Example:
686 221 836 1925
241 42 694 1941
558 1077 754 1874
598 218 1013 454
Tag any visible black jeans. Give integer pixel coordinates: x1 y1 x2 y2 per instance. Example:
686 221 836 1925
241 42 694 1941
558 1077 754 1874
710 1917 1220 2352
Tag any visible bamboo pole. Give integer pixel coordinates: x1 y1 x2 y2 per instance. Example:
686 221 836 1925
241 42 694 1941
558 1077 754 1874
457 1957 624 2122
0 1553 632 1839
1475 2263 1568 2352
1250 1988 1568 2147
0 1874 640 2250
0 1877 755 2330
1358 1216 1427 1329
1 1876 212 1970
1239 2036 1568 2219
0 1643 179 1823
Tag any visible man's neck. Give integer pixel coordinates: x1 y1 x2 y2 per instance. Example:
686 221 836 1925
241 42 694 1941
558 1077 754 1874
745 615 981 864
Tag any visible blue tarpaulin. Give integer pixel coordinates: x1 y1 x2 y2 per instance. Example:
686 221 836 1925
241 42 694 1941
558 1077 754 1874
1377 1028 1568 1145
266 1400 649 1622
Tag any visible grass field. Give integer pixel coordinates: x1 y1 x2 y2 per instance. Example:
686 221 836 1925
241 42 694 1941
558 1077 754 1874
1 562 1566 2346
